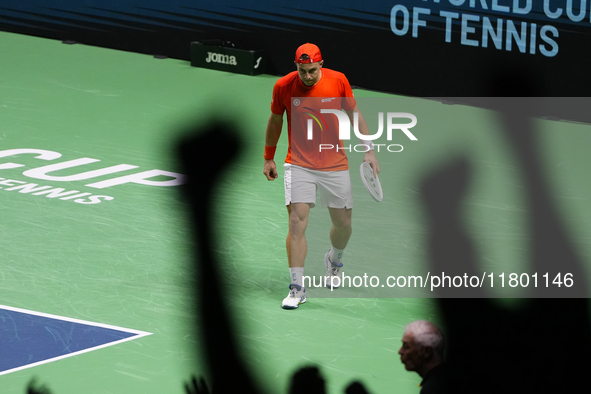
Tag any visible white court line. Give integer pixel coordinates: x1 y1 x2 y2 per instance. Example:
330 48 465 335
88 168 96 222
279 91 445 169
0 304 153 376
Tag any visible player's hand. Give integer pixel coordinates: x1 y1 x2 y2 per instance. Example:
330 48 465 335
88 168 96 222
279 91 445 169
184 375 210 394
263 159 278 180
27 379 52 394
363 150 380 178
345 381 372 394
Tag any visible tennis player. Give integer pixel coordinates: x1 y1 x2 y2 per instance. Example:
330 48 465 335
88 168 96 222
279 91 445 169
263 43 380 309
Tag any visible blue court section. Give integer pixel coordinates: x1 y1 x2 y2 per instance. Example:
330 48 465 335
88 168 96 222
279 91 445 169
0 306 150 376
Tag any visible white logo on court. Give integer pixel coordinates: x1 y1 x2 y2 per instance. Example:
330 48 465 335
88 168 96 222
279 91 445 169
293 99 301 106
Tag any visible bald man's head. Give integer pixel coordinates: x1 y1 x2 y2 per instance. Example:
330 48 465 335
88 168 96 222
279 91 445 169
398 320 444 377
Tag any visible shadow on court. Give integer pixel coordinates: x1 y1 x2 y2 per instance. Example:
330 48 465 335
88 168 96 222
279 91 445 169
25 83 591 393
421 107 591 393
428 74 591 393
175 74 591 393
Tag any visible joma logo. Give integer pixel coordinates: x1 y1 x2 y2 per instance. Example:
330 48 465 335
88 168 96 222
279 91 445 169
205 52 238 66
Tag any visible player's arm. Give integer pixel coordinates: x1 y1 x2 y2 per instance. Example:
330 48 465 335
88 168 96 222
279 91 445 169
346 106 380 177
263 113 283 180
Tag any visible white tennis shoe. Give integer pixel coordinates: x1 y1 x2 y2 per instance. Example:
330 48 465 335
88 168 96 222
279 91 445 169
324 249 343 289
281 284 306 309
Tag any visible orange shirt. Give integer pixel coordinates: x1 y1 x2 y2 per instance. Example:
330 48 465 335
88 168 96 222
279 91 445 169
271 68 356 171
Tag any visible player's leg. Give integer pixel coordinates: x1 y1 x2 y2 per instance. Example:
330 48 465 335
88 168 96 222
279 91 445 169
282 164 315 309
287 202 311 268
328 206 353 251
282 202 311 309
318 169 353 288
324 207 352 287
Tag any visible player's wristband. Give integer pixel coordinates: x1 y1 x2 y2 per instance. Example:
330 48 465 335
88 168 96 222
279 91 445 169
264 145 277 160
360 140 374 151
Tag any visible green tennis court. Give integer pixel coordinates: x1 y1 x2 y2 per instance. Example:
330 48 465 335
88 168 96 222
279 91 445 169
1 31 590 394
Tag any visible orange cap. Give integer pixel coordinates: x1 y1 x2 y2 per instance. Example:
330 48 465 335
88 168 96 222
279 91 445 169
295 43 322 63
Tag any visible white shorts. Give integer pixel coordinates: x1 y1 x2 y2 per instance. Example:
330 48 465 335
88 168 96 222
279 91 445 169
284 163 353 209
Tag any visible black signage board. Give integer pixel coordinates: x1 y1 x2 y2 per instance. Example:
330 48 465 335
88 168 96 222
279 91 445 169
190 42 265 76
